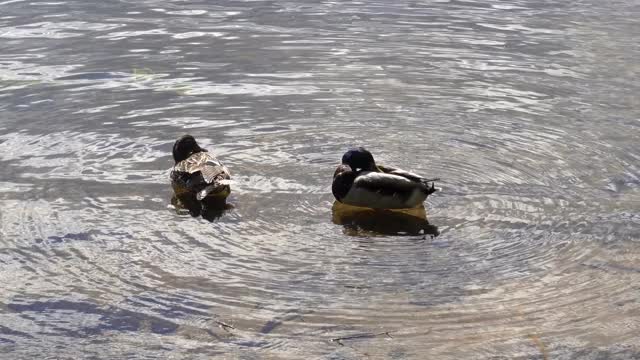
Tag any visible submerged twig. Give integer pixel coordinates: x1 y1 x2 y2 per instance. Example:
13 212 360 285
215 320 235 332
331 331 393 346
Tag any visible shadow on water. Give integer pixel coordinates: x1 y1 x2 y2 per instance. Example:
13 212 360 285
7 299 180 337
331 201 439 237
171 193 233 222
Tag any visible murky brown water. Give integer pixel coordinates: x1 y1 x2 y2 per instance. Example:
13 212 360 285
1 0 639 358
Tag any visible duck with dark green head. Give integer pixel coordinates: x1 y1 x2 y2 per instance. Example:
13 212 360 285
332 147 438 209
170 135 232 201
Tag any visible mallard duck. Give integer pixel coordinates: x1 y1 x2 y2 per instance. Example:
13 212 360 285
332 147 438 209
170 135 232 201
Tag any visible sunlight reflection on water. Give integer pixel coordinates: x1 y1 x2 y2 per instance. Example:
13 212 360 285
0 0 639 358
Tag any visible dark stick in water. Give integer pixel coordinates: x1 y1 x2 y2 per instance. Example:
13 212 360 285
331 331 393 346
215 320 235 331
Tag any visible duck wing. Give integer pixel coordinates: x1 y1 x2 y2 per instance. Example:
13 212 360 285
377 164 439 184
172 152 232 200
174 152 231 183
342 171 432 209
354 171 426 196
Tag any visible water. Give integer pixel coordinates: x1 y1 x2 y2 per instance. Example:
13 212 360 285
1 0 639 358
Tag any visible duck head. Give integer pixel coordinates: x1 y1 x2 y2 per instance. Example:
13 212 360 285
173 135 207 163
341 147 376 171
333 164 352 178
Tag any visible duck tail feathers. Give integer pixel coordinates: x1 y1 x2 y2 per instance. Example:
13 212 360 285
197 187 213 201
196 180 234 201
422 178 439 195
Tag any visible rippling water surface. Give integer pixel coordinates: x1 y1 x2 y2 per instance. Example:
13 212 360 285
1 0 639 358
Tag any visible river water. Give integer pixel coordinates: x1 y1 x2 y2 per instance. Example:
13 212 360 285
1 0 639 359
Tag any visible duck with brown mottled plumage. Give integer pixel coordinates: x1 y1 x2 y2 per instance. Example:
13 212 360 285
170 135 232 202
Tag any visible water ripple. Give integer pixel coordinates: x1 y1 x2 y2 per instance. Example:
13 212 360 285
0 0 638 358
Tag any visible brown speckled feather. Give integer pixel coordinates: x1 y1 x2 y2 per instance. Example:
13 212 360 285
173 152 230 182
171 152 231 199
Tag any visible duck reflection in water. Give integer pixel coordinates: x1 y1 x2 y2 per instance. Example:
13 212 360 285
332 201 439 237
171 192 233 222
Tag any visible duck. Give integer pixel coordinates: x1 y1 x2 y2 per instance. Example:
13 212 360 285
170 135 232 201
332 147 438 209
